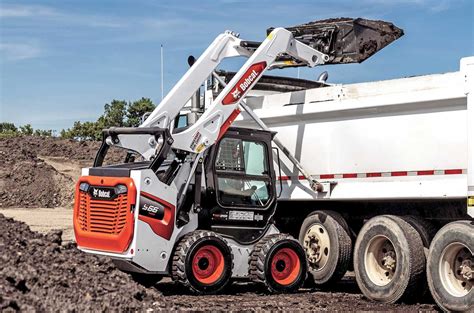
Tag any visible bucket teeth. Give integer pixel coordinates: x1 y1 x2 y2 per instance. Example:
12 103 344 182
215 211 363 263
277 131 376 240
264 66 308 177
268 17 403 66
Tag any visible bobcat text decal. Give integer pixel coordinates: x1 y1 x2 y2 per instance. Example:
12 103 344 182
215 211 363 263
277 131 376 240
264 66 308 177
222 61 267 105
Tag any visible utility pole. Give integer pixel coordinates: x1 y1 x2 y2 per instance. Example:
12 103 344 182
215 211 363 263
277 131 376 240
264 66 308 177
161 44 164 100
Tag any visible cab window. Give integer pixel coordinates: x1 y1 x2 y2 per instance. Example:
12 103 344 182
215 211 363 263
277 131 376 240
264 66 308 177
215 137 271 208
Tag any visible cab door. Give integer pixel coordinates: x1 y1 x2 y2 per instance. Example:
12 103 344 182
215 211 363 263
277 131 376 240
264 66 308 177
206 127 277 244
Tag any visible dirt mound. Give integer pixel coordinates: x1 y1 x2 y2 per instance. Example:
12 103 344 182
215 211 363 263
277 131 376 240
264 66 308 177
0 136 124 208
0 213 165 311
0 214 437 311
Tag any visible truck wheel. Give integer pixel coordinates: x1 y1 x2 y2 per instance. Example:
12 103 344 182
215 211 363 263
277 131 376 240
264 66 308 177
427 220 473 312
130 273 162 287
354 215 425 303
171 230 233 294
249 233 307 293
299 210 352 285
402 215 437 258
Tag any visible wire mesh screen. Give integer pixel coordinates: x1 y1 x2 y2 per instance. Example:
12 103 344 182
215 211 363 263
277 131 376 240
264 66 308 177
216 138 244 172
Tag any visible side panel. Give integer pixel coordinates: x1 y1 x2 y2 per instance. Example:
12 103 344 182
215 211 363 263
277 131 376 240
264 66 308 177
235 69 470 200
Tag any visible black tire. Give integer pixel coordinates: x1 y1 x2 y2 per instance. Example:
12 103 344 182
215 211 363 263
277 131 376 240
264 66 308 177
171 230 233 294
427 220 473 312
249 233 307 293
130 273 162 287
299 210 352 286
402 215 437 258
354 215 426 303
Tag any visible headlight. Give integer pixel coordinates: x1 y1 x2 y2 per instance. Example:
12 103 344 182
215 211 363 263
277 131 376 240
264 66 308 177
115 184 128 195
79 182 89 192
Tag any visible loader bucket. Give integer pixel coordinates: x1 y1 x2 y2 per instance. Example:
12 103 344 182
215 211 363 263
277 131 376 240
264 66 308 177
269 18 403 65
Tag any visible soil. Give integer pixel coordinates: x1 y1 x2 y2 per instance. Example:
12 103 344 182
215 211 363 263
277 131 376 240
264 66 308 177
0 136 122 208
0 214 439 312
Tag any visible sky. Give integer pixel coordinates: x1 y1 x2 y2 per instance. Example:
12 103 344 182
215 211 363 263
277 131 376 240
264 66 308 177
1 0 473 131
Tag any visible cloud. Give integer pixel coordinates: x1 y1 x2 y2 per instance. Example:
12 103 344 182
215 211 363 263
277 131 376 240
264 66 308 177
0 4 126 28
0 4 58 18
0 43 42 61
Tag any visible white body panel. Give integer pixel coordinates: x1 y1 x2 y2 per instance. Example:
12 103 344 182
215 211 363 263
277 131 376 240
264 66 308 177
235 57 474 206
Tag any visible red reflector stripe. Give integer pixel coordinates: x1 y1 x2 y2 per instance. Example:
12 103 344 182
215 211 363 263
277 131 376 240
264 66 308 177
445 169 463 175
417 170 435 175
276 169 465 181
367 172 382 177
320 174 334 179
342 173 357 178
391 171 408 176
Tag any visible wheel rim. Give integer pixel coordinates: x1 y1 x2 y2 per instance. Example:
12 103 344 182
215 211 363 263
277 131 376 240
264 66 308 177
271 247 301 285
192 245 225 285
303 223 330 271
438 242 473 297
364 235 397 286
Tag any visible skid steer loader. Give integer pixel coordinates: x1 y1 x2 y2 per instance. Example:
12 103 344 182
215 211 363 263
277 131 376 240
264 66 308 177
73 18 402 294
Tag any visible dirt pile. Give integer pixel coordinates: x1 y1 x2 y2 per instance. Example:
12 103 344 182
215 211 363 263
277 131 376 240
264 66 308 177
0 213 166 311
0 136 124 208
0 138 71 208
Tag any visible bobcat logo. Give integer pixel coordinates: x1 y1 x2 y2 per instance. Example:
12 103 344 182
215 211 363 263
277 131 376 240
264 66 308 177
92 188 111 199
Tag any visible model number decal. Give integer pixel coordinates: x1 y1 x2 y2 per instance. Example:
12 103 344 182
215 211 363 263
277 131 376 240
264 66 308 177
139 195 165 220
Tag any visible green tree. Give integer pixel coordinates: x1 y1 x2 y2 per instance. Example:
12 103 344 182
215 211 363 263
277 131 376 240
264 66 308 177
126 97 155 127
103 100 127 127
19 124 33 135
0 122 18 133
34 129 54 137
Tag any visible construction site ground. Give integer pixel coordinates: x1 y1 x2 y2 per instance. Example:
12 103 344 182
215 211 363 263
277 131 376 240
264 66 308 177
0 136 439 311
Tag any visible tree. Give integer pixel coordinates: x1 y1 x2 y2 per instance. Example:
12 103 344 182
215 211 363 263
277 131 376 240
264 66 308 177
34 129 53 137
0 122 17 134
103 100 127 127
126 97 155 127
19 124 33 135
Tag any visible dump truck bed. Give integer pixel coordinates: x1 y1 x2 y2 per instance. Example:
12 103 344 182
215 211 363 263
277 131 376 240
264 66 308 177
235 57 473 203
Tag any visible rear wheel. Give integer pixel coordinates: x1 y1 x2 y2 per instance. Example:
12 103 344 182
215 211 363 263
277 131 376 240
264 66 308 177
250 233 307 293
427 220 473 312
299 210 352 286
171 231 233 294
354 215 426 303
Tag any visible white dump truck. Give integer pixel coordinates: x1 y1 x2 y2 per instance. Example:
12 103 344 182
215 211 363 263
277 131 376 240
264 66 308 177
235 56 474 311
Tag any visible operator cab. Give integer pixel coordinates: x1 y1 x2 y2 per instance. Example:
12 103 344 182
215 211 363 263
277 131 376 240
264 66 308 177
203 127 278 244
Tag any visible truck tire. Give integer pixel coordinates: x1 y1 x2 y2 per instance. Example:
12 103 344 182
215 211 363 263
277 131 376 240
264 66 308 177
299 210 352 286
130 273 162 287
402 215 437 258
354 215 426 303
171 230 233 294
427 220 473 312
249 233 307 293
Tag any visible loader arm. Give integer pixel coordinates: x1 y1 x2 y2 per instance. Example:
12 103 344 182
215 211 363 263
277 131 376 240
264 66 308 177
143 27 328 154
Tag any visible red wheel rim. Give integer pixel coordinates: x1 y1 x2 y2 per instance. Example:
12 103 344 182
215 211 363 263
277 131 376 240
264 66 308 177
192 245 225 284
271 247 301 285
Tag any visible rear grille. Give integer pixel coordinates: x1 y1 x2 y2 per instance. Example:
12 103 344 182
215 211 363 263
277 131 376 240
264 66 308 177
78 192 129 235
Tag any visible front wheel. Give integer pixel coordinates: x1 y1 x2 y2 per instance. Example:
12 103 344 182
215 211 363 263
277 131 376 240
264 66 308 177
427 220 473 312
171 231 233 294
249 234 307 293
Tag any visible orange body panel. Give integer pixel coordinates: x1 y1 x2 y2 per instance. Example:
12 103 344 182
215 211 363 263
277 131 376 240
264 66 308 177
73 176 136 254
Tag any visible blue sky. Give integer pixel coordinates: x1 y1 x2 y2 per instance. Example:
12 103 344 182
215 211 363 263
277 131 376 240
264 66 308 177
1 0 473 131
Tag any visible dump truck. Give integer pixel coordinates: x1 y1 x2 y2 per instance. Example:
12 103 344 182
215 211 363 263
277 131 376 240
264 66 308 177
73 18 473 311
